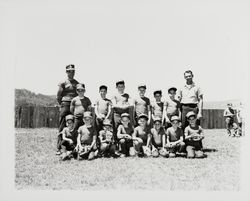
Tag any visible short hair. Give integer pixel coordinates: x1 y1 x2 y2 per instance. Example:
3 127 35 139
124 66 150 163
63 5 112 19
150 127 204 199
99 85 107 91
116 80 125 87
184 70 193 76
153 90 162 96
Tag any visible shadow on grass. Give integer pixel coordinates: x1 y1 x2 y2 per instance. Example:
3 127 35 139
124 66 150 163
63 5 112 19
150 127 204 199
203 148 218 153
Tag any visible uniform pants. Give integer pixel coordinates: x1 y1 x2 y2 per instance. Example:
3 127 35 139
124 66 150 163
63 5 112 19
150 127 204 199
119 138 133 156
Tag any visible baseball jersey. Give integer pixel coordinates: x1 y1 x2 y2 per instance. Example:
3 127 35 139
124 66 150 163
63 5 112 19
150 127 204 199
99 130 114 143
58 79 79 102
178 82 203 104
71 96 92 117
61 127 78 143
134 96 151 117
151 127 165 146
134 126 151 144
118 124 134 136
94 98 112 116
223 108 235 117
151 101 164 119
112 92 131 114
78 125 97 145
166 127 183 142
184 125 203 146
164 98 181 117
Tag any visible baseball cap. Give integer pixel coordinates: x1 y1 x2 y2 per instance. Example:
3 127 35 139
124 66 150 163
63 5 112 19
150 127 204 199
168 87 177 93
116 80 125 86
103 119 112 126
76 83 85 90
170 115 180 122
83 111 92 118
66 64 75 71
138 114 149 121
153 117 162 123
153 90 162 96
186 111 196 119
121 113 130 118
65 114 74 121
138 84 146 89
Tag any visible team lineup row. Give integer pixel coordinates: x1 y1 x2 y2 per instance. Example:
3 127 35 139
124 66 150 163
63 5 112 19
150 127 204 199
56 65 204 160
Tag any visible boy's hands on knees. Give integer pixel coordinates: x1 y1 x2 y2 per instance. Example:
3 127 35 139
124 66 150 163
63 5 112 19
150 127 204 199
125 134 132 140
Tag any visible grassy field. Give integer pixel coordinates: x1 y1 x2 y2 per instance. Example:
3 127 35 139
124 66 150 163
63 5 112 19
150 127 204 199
15 128 241 190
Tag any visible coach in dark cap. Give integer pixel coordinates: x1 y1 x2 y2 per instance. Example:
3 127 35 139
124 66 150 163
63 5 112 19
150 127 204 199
56 64 79 154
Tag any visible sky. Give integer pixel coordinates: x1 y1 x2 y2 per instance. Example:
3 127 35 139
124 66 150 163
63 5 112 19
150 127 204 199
1 0 249 102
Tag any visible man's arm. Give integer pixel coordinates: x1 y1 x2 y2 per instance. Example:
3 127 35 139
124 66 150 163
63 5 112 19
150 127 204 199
105 101 112 119
90 135 97 150
197 94 203 119
70 99 75 114
56 85 64 105
147 104 151 125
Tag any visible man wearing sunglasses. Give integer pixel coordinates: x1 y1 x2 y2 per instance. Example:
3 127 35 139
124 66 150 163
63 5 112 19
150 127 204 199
56 64 79 155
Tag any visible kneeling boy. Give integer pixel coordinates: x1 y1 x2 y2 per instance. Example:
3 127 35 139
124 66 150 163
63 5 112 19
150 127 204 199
165 115 185 158
149 117 168 157
184 111 205 158
60 114 78 160
99 119 117 157
76 112 98 160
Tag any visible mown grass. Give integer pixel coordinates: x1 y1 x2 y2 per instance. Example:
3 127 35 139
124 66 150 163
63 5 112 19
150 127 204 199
15 128 241 190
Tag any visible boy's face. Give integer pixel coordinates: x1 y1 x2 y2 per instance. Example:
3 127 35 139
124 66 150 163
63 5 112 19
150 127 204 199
66 120 74 129
154 121 161 129
227 104 232 109
184 72 193 82
99 89 107 97
83 117 92 125
138 88 146 97
138 118 147 126
168 90 176 99
171 120 179 129
154 93 162 102
66 70 75 80
77 88 85 95
188 116 197 126
121 117 130 125
117 84 125 92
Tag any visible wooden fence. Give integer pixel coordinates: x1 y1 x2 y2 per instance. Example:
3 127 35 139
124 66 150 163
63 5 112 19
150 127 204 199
15 106 236 129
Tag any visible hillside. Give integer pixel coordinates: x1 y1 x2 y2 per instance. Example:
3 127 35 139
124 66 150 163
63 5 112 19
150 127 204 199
15 89 57 107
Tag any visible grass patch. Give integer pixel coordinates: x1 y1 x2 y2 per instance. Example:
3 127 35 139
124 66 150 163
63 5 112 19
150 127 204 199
15 128 241 190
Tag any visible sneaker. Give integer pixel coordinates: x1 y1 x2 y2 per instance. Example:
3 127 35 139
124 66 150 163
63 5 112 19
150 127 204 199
61 152 68 161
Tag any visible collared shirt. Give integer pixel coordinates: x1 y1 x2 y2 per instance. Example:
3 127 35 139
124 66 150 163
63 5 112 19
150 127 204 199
58 79 79 102
134 96 151 117
78 125 97 145
178 82 203 104
151 101 164 118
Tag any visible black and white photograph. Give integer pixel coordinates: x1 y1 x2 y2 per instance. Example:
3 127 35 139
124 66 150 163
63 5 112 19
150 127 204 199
1 0 250 200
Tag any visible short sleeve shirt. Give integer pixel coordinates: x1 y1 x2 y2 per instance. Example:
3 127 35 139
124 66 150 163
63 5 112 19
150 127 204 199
61 127 78 143
112 92 131 114
58 79 79 102
94 98 112 116
223 108 235 117
151 127 165 146
71 96 92 117
134 96 151 116
118 124 134 136
164 98 181 116
151 101 164 118
99 130 114 142
134 126 151 144
166 127 183 142
78 125 97 145
178 83 203 104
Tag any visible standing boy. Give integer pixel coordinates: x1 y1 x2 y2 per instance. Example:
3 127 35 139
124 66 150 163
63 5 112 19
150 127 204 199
163 87 182 129
151 90 164 124
164 116 185 158
60 114 78 160
117 113 135 157
98 119 117 157
70 83 92 131
184 112 205 158
94 85 112 132
149 117 168 157
75 112 97 160
133 84 151 126
223 103 238 136
132 114 151 157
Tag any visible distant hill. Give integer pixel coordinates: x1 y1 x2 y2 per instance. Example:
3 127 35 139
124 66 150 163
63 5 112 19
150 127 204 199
15 89 57 107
